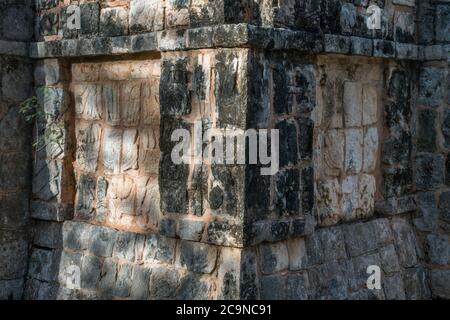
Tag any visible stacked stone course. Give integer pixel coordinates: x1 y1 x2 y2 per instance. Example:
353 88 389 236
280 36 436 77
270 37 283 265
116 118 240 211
0 0 449 299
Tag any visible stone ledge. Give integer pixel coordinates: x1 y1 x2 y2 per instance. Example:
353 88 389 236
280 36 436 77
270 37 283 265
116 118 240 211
0 40 29 57
28 24 446 62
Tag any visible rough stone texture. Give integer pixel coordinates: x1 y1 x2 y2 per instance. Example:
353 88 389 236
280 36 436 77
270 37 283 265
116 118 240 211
1 0 450 301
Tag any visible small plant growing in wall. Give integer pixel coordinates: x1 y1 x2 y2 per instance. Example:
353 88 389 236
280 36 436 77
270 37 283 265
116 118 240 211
19 86 66 152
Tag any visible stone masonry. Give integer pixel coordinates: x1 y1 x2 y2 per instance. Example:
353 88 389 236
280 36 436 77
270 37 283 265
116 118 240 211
0 0 449 300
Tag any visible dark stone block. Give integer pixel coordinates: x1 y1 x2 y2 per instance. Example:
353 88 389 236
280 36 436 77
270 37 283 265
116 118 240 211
159 218 177 238
297 117 313 159
245 165 271 220
436 4 450 42
273 62 289 115
287 273 308 300
88 226 116 257
276 119 298 168
160 59 190 116
446 154 450 186
100 7 128 37
114 263 133 297
81 255 102 290
206 221 242 247
382 132 412 165
269 221 290 242
274 169 300 216
418 67 444 108
80 2 100 35
177 274 209 299
178 219 204 241
0 5 34 41
384 166 413 198
113 232 136 261
415 153 445 191
439 191 450 229
260 275 286 300
130 266 151 300
301 166 314 215
417 109 437 152
442 108 450 149
149 267 180 299
38 12 58 37
215 50 246 128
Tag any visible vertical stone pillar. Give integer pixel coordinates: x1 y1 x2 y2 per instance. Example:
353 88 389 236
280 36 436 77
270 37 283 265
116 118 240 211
24 59 74 299
0 0 34 300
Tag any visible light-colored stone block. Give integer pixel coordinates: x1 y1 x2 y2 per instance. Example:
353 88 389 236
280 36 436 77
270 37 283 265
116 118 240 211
343 82 362 127
362 85 378 125
363 127 379 173
345 128 363 174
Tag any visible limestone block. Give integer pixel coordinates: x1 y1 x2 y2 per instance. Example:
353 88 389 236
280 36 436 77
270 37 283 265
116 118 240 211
149 267 181 299
166 0 190 28
391 218 419 268
95 176 109 222
180 241 218 274
121 129 139 172
362 85 378 126
75 174 96 220
135 176 160 226
359 174 376 215
103 83 121 126
139 128 159 175
287 238 307 271
322 129 345 176
141 80 160 125
129 0 164 33
259 242 289 274
394 11 415 43
103 128 122 174
342 175 359 219
100 7 129 37
72 63 100 82
345 128 363 174
363 127 379 173
343 82 362 127
33 159 62 201
76 122 102 173
74 84 102 120
120 82 141 126
317 179 341 225
143 234 176 264
109 176 136 217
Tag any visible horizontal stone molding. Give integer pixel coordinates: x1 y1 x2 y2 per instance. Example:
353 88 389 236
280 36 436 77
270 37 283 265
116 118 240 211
0 40 29 57
28 24 449 62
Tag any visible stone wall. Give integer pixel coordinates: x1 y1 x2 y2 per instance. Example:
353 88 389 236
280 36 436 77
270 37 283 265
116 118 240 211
0 0 449 300
0 0 34 300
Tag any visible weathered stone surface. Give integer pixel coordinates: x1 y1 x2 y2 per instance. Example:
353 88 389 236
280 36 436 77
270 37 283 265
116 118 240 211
130 0 164 33
259 242 289 274
430 269 450 299
418 67 444 108
306 227 346 265
100 7 129 37
415 153 445 191
287 238 307 271
391 218 419 268
260 275 286 300
343 222 377 258
0 231 28 279
403 267 431 300
130 265 151 300
384 274 406 300
81 255 102 290
34 221 62 249
144 234 176 264
442 108 450 149
180 241 217 274
28 248 58 282
426 234 450 265
88 226 116 258
436 4 450 42
379 244 400 275
113 232 136 261
149 267 180 299
178 219 204 241
62 221 91 251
